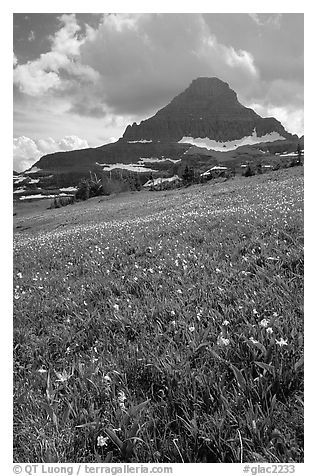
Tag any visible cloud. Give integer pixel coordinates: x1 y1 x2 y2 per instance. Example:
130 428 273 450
13 13 304 138
248 13 282 28
239 77 304 135
79 13 259 116
13 135 90 172
249 103 304 138
13 14 99 96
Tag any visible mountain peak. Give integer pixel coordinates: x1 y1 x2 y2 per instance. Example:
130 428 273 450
122 77 292 142
168 76 238 111
187 77 231 95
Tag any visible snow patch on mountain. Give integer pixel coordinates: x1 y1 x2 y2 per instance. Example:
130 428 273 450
137 157 181 164
127 139 153 143
25 166 42 174
98 163 158 173
179 129 286 151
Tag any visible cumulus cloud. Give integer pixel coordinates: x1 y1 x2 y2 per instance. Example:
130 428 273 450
80 13 259 116
248 13 282 28
249 103 304 138
13 135 90 172
13 13 303 138
13 14 99 96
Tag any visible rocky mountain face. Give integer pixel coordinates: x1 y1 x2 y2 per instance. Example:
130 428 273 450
30 77 297 187
122 77 293 142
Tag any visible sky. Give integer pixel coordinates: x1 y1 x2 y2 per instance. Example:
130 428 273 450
13 12 304 172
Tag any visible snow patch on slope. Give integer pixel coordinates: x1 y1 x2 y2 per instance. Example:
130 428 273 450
127 139 153 143
137 157 181 164
98 163 158 173
179 129 286 151
143 175 182 187
25 166 42 174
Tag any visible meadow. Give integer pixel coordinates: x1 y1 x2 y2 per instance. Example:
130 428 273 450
13 167 304 463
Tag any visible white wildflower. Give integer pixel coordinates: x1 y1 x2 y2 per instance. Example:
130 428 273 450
222 320 230 326
55 369 72 383
118 390 127 409
188 325 195 332
97 435 109 447
260 318 269 328
113 304 119 311
249 337 259 344
103 374 112 384
275 338 288 347
217 335 230 347
266 327 274 335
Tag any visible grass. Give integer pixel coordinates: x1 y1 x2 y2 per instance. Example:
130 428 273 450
13 167 304 463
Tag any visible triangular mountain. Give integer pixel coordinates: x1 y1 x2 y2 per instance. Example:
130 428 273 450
122 77 293 143
28 77 298 186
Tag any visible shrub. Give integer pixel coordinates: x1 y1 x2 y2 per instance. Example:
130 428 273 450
76 174 104 201
75 180 90 201
244 165 255 177
182 165 195 185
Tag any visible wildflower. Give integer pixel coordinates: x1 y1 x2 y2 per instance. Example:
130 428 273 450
113 304 119 311
17 272 23 279
217 334 230 347
118 390 127 409
273 312 278 318
170 310 175 316
215 268 221 273
260 318 269 328
196 310 203 321
97 435 109 447
171 320 176 327
188 325 195 332
37 368 47 373
177 289 182 294
275 338 288 347
103 374 112 384
222 320 229 326
55 369 72 383
249 337 259 344
266 327 273 335
253 309 258 315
